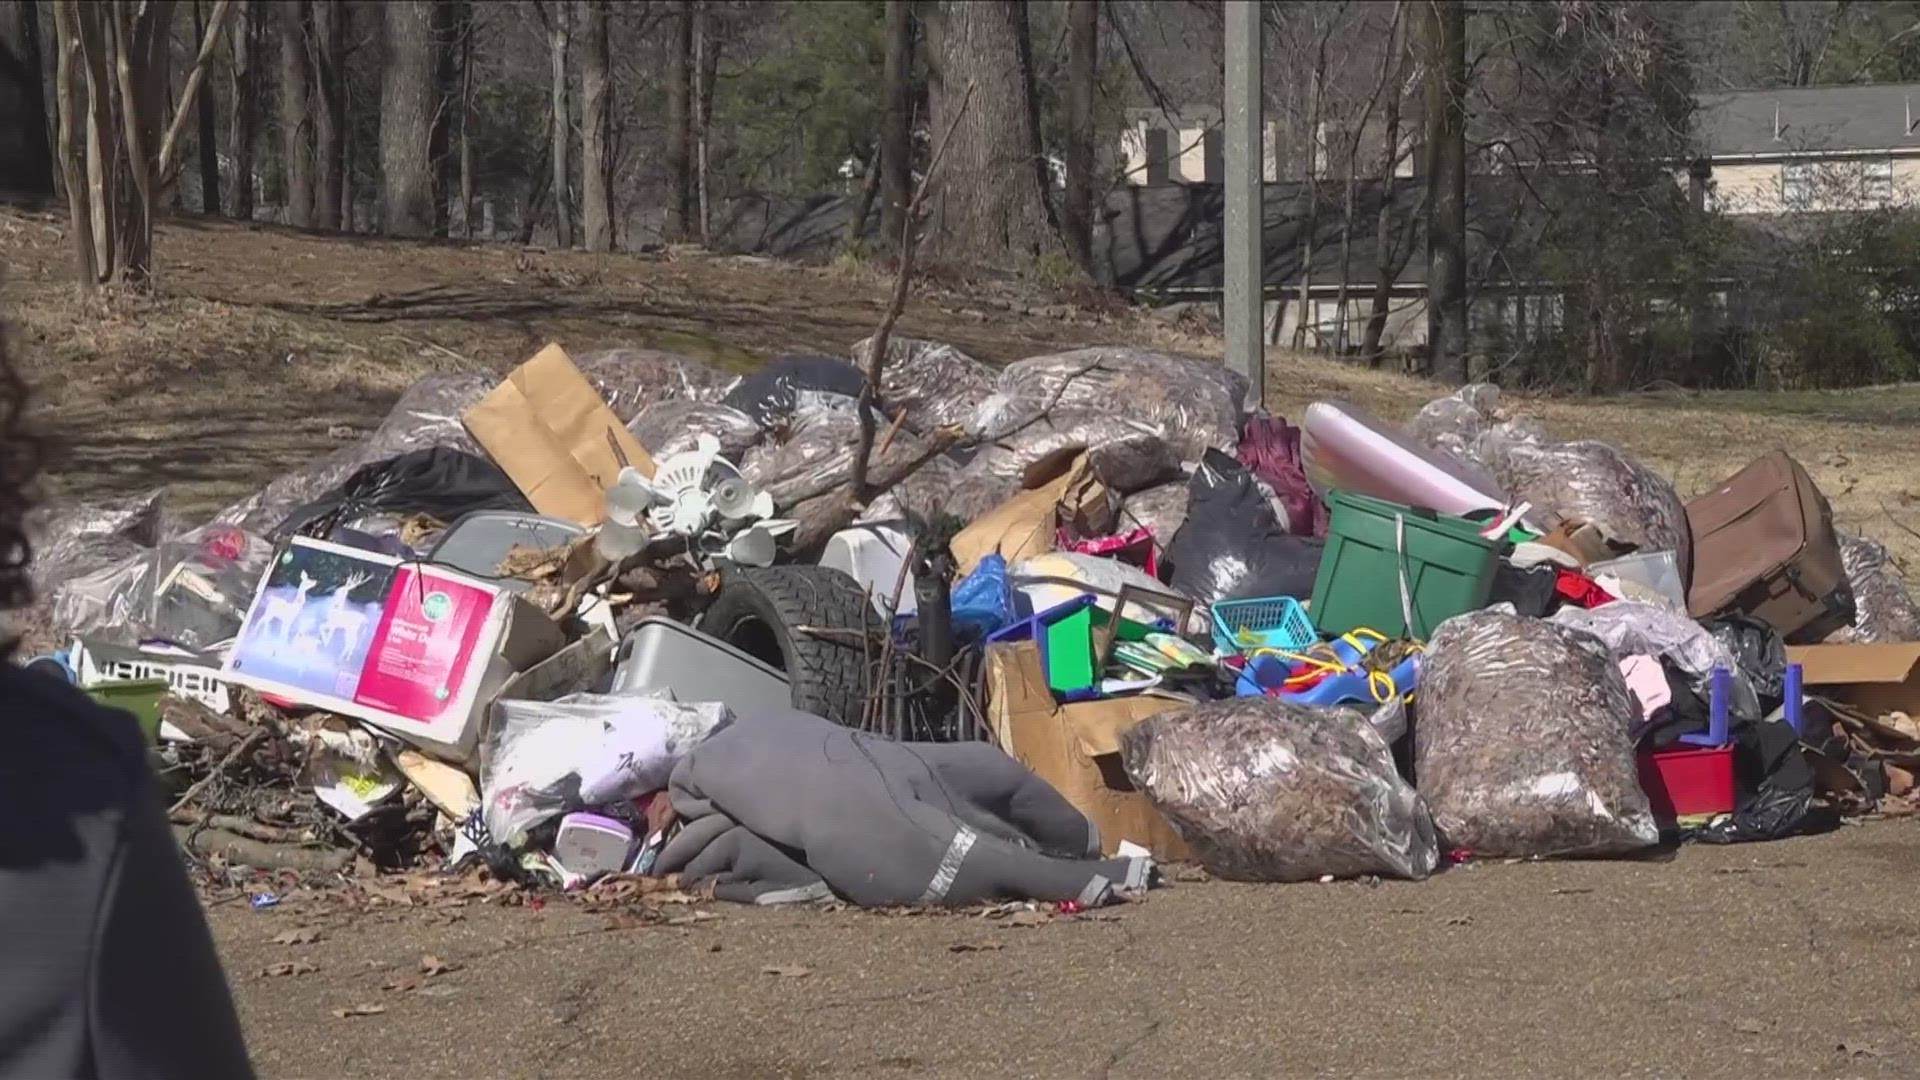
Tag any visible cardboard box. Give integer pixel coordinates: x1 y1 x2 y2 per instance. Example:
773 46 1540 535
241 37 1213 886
985 641 1190 860
221 538 565 765
464 343 655 526
1787 643 1920 716
951 447 1111 577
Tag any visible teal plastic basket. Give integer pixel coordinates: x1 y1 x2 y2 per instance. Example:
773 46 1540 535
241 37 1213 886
1210 596 1316 655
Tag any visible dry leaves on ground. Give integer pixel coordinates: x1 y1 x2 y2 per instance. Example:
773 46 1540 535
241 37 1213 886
332 1004 387 1019
762 965 812 978
258 960 318 979
272 928 323 946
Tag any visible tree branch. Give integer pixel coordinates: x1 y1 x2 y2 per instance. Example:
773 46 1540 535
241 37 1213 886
156 0 233 181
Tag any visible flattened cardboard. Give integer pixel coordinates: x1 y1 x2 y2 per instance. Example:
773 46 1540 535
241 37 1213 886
952 449 1102 577
464 344 655 526
986 641 1190 860
1788 643 1920 717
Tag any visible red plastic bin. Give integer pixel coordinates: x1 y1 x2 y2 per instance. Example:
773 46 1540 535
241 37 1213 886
1635 744 1736 825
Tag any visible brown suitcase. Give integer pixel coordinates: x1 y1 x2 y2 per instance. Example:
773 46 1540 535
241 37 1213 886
1685 452 1854 643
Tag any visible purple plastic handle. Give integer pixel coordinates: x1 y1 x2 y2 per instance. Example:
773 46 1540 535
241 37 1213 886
1679 666 1732 747
1784 662 1803 735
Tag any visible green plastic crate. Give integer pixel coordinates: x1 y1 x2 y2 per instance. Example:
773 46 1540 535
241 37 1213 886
87 679 168 746
1310 490 1502 641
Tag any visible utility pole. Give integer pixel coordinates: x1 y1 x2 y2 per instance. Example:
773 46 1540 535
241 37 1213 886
1224 0 1264 407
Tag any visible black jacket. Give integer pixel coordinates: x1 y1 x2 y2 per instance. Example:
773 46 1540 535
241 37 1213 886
0 665 254 1079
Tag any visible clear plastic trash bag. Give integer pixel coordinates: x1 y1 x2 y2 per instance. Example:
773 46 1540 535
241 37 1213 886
1416 606 1660 859
1120 696 1438 882
849 335 998 432
573 347 734 421
1829 533 1920 644
970 347 1246 462
628 399 766 461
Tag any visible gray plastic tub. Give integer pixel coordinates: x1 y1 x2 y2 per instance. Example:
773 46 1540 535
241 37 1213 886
610 617 793 716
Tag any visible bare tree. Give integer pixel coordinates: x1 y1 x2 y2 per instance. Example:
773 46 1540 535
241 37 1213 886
1291 14 1336 351
538 0 573 248
663 0 693 242
1061 0 1098 272
1362 27 1419 363
277 0 312 227
458 0 477 236
379 0 437 237
47 0 233 287
228 0 258 219
693 0 716 245
578 0 612 251
309 0 345 230
880 0 913 246
925 0 1071 274
191 2 222 214
1422 0 1469 383
1333 3 1404 356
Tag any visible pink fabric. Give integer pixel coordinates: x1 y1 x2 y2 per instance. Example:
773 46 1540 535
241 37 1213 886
1237 414 1326 538
1058 526 1159 579
1618 655 1671 720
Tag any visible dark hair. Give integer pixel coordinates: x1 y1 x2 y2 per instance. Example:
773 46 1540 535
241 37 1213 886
0 307 42 628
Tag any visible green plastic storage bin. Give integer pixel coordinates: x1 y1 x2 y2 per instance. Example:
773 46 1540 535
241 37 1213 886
87 679 167 745
1310 490 1502 640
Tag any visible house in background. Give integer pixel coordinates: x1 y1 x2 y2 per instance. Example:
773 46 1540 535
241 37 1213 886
1693 82 1920 213
1101 81 1920 354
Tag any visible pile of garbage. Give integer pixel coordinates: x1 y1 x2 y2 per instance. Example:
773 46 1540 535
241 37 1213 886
24 337 1920 908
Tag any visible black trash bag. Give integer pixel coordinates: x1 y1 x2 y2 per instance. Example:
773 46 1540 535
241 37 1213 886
1707 614 1788 713
1692 783 1840 845
721 354 871 427
273 448 531 541
1164 449 1324 608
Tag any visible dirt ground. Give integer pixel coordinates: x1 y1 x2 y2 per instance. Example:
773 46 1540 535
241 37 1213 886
10 209 1920 1077
214 821 1920 1080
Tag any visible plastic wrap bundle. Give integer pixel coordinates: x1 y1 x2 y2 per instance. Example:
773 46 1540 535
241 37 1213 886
849 335 997 431
959 410 1183 497
211 374 491 535
1409 383 1503 458
627 399 766 461
861 453 965 523
1120 697 1438 882
970 348 1246 461
47 522 273 647
483 693 731 848
740 410 930 508
572 347 733 421
1830 533 1920 644
1550 600 1761 720
1417 608 1659 858
1119 480 1191 545
32 487 171 590
1494 440 1692 584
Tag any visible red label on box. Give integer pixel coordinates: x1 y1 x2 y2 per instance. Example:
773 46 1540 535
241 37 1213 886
352 567 496 725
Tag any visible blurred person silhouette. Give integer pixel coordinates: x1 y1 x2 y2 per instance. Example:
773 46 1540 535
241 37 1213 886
0 305 255 1078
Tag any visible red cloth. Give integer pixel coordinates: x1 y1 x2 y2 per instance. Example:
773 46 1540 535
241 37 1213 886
1554 569 1616 609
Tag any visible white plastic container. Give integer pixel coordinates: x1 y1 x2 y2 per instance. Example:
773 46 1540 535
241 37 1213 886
821 524 918 617
551 813 634 879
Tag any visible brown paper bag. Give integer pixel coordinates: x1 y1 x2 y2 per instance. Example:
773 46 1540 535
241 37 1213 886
464 344 655 525
950 447 1101 576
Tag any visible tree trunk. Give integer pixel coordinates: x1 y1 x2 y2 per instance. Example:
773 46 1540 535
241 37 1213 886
190 2 221 213
1061 0 1097 273
544 2 572 248
577 0 611 251
276 0 311 227
693 0 714 245
308 0 342 229
1363 35 1411 363
927 0 1070 274
1292 36 1327 351
663 0 692 243
432 0 459 236
459 3 474 236
1421 0 1468 383
378 0 435 236
73 1 114 275
108 1 170 289
1 0 56 200
845 144 882 245
49 1 96 285
880 0 913 246
228 0 257 219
